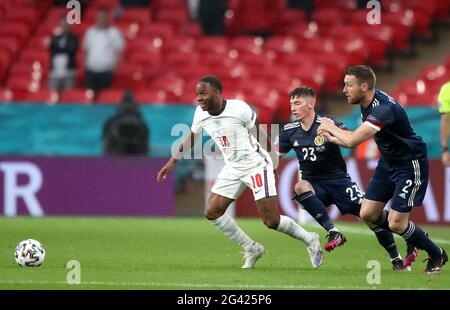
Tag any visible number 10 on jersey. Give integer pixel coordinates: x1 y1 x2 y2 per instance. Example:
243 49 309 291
220 136 230 147
251 173 263 189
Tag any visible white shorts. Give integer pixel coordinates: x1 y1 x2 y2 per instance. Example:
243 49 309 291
211 165 277 201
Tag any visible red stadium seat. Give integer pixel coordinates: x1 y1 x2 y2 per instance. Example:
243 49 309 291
286 22 319 40
25 89 59 104
0 50 12 70
90 0 120 9
177 22 202 38
164 51 199 67
128 37 163 56
8 62 47 80
382 11 415 52
162 37 196 54
35 20 60 36
18 50 50 70
435 0 450 22
6 76 42 92
264 36 298 55
113 63 146 90
334 37 370 66
27 35 51 51
225 0 283 36
420 65 450 86
154 8 189 28
0 36 22 54
196 37 229 55
312 9 343 33
59 89 94 105
140 23 175 39
397 79 428 96
0 88 14 102
127 51 161 67
274 9 305 35
328 24 392 66
393 91 437 107
229 36 264 55
148 75 184 98
301 37 336 54
119 8 152 25
396 77 442 107
315 0 355 9
236 52 275 70
0 22 30 41
3 8 41 26
152 0 187 10
96 89 124 105
140 88 178 104
115 22 140 41
45 7 69 22
177 91 197 105
200 52 235 69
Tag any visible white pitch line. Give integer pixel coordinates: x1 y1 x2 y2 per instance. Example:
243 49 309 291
309 223 450 245
0 279 434 290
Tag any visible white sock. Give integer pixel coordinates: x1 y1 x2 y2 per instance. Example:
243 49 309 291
328 227 339 233
276 215 313 244
209 213 254 251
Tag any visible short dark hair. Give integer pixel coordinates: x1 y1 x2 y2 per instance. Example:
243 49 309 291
289 86 316 99
345 65 376 89
199 75 223 92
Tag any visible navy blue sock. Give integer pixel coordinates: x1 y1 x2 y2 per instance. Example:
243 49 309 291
371 227 399 259
400 221 441 258
294 191 335 231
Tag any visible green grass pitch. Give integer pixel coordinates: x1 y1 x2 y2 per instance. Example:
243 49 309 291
1 217 449 290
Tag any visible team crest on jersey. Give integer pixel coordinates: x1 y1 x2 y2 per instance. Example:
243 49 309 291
314 136 325 146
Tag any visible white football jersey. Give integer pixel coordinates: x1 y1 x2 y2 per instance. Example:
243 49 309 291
191 99 272 171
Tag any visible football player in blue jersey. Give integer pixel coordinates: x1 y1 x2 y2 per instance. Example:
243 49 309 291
318 65 447 274
276 86 410 271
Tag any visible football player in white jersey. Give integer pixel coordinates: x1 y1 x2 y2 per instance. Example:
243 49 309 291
157 76 322 269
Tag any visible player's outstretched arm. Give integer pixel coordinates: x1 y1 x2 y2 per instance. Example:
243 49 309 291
321 132 346 146
157 131 198 182
318 119 376 148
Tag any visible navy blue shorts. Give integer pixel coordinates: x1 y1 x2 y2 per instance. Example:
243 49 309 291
309 177 364 216
364 157 429 213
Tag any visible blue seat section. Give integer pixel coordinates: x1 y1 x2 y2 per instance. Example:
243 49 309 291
0 103 441 158
0 103 196 157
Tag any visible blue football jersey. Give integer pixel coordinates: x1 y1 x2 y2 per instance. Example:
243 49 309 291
362 89 427 162
276 114 349 181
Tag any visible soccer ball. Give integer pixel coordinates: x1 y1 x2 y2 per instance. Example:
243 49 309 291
14 239 45 267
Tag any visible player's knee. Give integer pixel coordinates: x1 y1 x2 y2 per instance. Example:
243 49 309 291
360 208 378 224
294 182 310 194
263 217 280 230
388 220 407 234
204 209 221 221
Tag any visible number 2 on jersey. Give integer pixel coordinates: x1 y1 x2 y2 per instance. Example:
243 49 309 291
251 173 263 189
